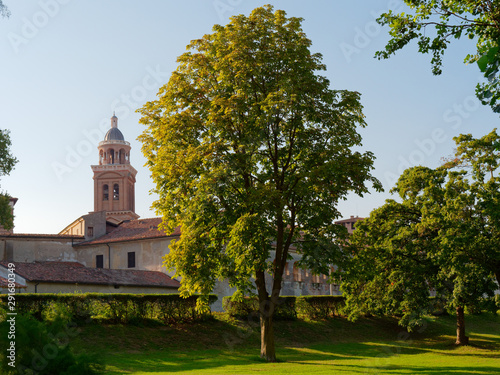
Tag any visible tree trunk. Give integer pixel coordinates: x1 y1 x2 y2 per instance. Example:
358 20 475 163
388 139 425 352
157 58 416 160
255 270 278 362
260 310 276 362
455 306 469 345
494 263 500 288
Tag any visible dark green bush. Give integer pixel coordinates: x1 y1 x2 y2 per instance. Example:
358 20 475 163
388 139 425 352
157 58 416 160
0 293 217 326
223 296 298 320
295 295 345 319
0 314 104 375
428 296 448 316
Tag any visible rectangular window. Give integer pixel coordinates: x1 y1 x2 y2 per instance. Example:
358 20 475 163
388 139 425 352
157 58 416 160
87 226 94 237
103 184 109 201
96 255 103 269
127 252 135 268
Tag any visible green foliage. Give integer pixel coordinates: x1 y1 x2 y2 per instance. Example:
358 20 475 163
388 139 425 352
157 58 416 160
295 295 345 319
376 1 500 113
138 5 380 356
0 293 217 325
0 129 17 230
0 314 104 375
223 296 297 320
139 5 381 360
339 130 500 340
222 295 345 320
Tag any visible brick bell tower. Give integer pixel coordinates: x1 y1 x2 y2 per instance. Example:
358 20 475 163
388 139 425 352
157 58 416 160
91 114 139 224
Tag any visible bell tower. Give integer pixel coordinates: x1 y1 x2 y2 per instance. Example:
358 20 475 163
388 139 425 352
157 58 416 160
91 114 139 224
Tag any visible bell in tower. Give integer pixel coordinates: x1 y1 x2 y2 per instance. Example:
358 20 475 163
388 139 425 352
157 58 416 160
91 114 139 224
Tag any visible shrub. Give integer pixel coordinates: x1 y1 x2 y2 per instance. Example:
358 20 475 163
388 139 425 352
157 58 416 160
0 314 104 375
296 296 345 319
223 296 297 320
0 293 218 326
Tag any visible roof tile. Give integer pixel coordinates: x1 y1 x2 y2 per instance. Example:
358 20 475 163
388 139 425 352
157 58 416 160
77 218 179 246
0 261 180 289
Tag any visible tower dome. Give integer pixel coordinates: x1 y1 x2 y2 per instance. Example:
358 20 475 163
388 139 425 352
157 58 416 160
104 127 125 141
97 114 131 166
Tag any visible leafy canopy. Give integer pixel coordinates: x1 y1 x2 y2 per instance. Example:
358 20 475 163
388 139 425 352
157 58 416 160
340 130 500 332
0 130 17 230
376 1 500 112
138 5 381 305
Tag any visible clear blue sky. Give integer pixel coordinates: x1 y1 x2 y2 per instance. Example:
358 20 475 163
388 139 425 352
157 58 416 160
0 0 497 234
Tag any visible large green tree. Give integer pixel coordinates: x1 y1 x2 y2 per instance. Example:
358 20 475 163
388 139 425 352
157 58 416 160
376 1 500 112
340 162 497 345
138 5 381 361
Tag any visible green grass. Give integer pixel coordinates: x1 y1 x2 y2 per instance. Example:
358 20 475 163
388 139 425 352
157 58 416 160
71 313 500 374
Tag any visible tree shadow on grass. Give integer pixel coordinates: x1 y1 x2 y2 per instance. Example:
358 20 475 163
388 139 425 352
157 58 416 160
337 363 500 374
103 341 500 375
96 314 500 374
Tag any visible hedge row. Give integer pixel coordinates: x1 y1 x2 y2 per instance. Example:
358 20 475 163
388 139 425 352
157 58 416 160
223 295 345 320
0 293 218 325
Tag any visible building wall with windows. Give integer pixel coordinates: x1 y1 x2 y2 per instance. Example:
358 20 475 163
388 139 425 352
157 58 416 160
74 236 176 278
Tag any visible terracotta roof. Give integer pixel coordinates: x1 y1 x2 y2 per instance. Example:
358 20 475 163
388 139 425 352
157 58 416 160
76 218 180 246
0 261 180 289
0 233 84 240
334 216 364 224
0 276 26 289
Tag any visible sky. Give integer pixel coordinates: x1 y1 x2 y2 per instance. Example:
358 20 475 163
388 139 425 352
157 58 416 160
0 0 498 234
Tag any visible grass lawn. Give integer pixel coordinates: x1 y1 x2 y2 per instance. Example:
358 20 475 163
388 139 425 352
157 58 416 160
71 313 500 374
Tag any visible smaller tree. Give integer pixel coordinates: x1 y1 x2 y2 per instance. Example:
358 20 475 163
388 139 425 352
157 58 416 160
340 160 497 345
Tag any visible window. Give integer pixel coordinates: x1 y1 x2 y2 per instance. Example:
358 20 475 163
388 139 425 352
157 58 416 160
113 184 119 200
96 255 103 269
293 263 302 282
127 252 135 268
103 184 109 201
87 226 94 237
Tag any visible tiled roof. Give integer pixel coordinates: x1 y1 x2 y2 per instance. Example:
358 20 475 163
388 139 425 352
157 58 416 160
334 216 364 224
0 276 26 289
76 217 180 246
0 261 180 289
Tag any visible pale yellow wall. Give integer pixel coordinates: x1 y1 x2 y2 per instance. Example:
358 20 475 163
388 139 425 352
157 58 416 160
24 282 178 294
60 219 84 236
76 237 175 278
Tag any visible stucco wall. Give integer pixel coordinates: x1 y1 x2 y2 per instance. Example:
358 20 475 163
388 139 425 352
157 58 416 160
0 238 77 263
75 237 175 278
